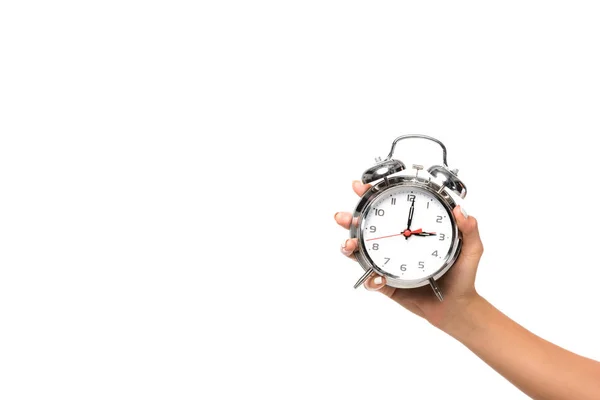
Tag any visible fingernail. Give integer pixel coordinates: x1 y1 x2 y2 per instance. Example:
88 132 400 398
340 239 353 256
334 212 339 220
365 275 386 290
460 206 468 219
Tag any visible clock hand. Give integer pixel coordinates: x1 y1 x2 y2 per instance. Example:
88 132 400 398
406 198 415 230
366 228 436 241
411 229 437 237
366 232 405 241
405 198 415 240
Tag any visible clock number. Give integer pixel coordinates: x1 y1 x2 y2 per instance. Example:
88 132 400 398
400 264 407 272
407 194 415 202
436 216 443 223
427 202 430 209
418 261 425 269
432 250 438 257
439 233 445 241
391 198 396 205
374 208 385 216
384 257 390 265
372 243 379 250
369 226 377 233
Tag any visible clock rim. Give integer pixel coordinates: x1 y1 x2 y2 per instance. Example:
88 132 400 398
350 176 462 289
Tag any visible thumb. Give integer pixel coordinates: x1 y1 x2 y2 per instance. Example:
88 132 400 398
453 205 484 262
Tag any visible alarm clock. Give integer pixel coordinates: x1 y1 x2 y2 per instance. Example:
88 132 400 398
349 134 467 301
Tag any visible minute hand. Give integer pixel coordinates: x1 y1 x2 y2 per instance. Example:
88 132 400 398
406 198 415 230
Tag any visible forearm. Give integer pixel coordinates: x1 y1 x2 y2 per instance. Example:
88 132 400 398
442 295 600 400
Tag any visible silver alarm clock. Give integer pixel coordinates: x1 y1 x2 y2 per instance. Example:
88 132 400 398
350 135 467 301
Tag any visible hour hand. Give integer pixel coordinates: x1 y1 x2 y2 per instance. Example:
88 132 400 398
412 232 436 237
406 228 436 237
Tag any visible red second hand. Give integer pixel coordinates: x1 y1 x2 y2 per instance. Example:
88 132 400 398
365 232 405 241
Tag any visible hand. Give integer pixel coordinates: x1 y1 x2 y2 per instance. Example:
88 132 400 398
410 230 436 237
366 229 436 241
405 197 415 236
335 180 484 330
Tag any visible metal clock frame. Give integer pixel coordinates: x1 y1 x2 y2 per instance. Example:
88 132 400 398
348 134 468 301
350 175 462 292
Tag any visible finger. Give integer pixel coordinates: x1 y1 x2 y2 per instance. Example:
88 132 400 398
341 238 358 258
352 180 372 197
334 212 352 230
364 274 386 291
453 206 484 261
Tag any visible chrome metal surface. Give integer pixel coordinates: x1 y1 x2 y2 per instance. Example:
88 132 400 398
353 268 374 289
429 278 444 302
428 165 467 199
413 164 423 180
385 134 449 166
361 159 406 184
349 175 462 290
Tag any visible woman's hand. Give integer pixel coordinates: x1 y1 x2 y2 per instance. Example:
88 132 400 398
337 181 600 400
334 180 484 330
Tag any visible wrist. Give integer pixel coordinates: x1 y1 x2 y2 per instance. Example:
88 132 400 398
434 293 489 339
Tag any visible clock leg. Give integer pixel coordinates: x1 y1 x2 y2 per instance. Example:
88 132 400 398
353 268 375 289
429 278 444 301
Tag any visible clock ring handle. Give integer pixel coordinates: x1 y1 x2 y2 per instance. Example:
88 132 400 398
384 134 448 167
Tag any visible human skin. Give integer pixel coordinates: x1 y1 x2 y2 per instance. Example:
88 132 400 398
335 180 600 400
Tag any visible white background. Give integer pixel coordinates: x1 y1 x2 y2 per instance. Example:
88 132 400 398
1 1 599 399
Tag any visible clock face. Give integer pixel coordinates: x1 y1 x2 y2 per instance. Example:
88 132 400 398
361 186 455 281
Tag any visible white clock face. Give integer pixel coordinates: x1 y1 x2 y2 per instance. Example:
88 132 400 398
361 186 455 281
